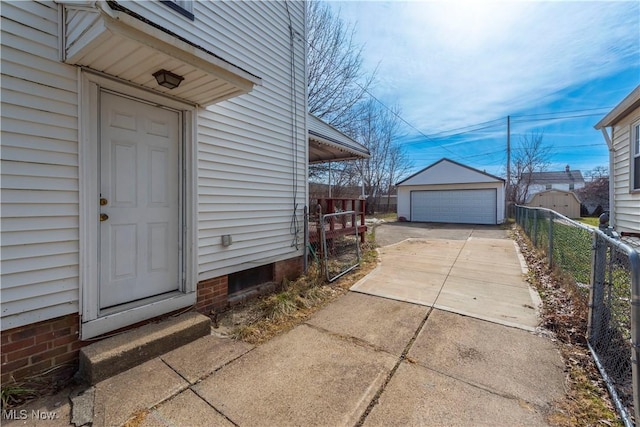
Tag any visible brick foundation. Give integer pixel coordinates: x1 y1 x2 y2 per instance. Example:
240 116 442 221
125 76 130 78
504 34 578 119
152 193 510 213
274 256 304 283
2 258 303 386
196 275 228 314
1 314 83 386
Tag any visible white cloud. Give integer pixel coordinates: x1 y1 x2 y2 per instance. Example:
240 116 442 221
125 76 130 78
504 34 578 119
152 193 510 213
332 1 639 133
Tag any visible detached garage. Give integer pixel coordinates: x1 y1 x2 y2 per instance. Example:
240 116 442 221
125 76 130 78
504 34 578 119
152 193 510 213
397 158 505 225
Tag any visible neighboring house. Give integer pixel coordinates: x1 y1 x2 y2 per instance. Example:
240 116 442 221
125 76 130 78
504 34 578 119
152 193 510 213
397 158 505 225
0 1 368 385
522 165 585 201
595 85 640 237
526 190 582 219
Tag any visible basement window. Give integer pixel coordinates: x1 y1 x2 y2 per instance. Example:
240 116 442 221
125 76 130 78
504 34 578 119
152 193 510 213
228 264 274 295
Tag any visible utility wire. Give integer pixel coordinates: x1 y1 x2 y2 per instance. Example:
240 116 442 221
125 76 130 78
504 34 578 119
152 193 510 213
511 106 613 118
302 15 612 169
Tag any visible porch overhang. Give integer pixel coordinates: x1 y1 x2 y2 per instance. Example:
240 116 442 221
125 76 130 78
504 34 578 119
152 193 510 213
59 1 262 106
308 114 370 163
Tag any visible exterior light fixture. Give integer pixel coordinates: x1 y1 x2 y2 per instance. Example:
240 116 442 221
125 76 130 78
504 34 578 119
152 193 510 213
153 69 184 89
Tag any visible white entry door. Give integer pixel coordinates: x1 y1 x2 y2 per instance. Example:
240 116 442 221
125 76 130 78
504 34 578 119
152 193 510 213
99 91 181 309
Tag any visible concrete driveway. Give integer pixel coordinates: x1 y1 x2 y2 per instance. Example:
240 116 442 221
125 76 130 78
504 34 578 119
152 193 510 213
374 221 512 246
6 223 564 427
353 222 540 330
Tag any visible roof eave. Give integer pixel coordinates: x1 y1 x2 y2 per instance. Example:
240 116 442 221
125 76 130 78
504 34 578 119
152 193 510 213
595 85 640 129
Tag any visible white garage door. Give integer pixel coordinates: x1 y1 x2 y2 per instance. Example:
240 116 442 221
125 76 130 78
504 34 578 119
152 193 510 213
411 189 497 224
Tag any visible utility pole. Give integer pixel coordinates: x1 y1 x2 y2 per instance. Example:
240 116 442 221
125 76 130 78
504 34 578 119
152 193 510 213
506 115 511 218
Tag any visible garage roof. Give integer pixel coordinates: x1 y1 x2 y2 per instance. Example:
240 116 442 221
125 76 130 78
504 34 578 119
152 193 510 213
397 158 504 186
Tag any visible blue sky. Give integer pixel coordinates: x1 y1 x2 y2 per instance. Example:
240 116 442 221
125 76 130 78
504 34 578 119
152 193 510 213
328 1 640 178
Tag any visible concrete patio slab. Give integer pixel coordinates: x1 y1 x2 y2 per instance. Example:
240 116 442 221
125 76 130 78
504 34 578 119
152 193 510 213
307 292 429 356
193 324 396 427
363 362 550 427
142 390 233 427
351 266 445 306
352 233 540 330
408 310 564 408
379 238 465 260
456 238 524 265
373 223 505 247
448 263 525 286
435 276 539 329
374 254 456 275
161 335 253 383
92 358 188 427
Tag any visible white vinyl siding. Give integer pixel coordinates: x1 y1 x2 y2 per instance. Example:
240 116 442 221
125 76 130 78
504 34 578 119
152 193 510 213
632 121 640 191
195 2 306 279
611 112 640 233
1 1 80 330
1 0 308 330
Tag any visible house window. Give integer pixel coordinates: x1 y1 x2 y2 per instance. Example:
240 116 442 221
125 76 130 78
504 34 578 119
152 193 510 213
569 183 574 190
633 121 640 191
545 184 552 190
160 0 194 20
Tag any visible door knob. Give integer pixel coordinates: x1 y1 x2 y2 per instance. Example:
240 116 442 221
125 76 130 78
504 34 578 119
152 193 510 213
100 198 108 206
100 213 109 222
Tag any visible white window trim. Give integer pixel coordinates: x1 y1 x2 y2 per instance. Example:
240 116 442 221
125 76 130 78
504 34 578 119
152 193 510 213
79 70 198 339
632 119 640 193
160 0 194 20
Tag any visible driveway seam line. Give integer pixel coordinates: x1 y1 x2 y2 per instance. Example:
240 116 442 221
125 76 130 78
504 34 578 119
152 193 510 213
354 305 435 427
406 360 541 405
355 237 470 426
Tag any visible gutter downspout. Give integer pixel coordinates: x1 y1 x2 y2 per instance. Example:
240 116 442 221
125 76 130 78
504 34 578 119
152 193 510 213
599 127 615 227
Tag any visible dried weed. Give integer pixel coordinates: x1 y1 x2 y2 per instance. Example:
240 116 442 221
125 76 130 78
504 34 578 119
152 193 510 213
512 225 623 426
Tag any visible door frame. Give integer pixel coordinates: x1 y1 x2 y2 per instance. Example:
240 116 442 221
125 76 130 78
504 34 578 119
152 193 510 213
79 70 198 339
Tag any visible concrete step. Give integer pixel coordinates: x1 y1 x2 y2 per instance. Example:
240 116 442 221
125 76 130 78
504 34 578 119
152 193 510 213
78 312 211 385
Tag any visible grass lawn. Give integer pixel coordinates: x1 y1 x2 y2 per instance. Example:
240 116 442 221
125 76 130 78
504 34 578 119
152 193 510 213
577 217 599 227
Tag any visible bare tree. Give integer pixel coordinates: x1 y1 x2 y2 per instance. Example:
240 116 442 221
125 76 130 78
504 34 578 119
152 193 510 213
584 165 609 181
307 1 376 130
509 131 552 205
577 166 609 215
352 100 409 213
306 1 413 213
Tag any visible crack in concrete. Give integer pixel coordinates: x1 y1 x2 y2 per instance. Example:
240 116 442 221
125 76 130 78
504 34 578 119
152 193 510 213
353 238 471 426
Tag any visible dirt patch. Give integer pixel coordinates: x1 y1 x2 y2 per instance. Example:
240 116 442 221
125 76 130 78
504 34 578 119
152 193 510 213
213 234 380 345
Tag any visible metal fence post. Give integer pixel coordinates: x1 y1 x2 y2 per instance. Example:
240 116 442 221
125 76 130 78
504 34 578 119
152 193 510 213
548 214 553 268
532 209 538 247
629 249 640 423
303 206 308 273
589 232 607 345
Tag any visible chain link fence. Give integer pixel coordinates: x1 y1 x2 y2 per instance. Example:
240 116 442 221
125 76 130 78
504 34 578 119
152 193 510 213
320 211 361 282
515 205 640 426
304 200 365 282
